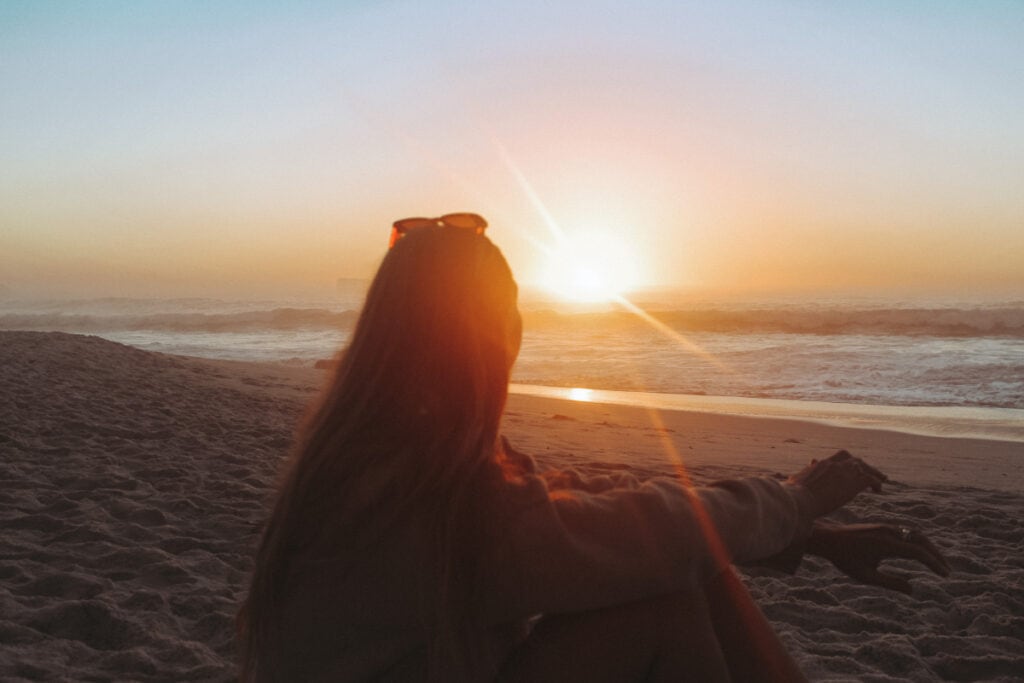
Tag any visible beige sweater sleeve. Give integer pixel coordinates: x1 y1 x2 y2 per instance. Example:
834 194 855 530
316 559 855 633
489 473 816 620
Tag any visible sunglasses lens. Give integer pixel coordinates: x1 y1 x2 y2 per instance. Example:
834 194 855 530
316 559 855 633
392 217 436 233
440 213 488 230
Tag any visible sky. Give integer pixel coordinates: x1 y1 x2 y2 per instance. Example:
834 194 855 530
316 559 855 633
1 1 1022 300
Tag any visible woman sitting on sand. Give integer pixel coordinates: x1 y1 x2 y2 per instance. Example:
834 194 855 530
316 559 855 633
238 214 949 682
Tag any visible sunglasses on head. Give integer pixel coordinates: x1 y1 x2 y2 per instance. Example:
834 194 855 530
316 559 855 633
389 212 488 248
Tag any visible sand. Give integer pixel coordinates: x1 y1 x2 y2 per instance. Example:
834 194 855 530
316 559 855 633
0 331 1021 682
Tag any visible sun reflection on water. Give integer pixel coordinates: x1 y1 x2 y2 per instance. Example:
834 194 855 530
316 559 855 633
568 387 595 402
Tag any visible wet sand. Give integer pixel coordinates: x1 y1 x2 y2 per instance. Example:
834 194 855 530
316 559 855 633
1 331 1021 681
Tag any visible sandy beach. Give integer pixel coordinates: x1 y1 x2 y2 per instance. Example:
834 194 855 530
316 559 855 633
1 330 1021 682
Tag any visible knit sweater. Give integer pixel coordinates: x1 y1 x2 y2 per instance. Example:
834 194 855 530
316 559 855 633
268 451 817 682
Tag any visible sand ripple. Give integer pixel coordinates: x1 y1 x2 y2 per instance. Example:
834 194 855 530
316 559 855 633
1 332 1021 681
1 332 310 681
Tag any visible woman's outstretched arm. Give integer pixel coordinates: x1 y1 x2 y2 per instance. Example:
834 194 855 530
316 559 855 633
486 450 885 621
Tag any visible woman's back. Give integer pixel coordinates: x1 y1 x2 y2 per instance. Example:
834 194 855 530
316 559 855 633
239 224 523 681
272 521 433 681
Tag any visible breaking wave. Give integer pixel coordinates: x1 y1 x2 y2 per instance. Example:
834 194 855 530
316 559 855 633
522 306 1024 338
0 307 361 333
3 304 1024 338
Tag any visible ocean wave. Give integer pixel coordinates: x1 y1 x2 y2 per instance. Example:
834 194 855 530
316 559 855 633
3 304 1024 338
0 308 360 333
522 306 1024 338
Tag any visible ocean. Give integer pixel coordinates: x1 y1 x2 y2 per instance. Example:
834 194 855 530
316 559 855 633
4 293 1023 440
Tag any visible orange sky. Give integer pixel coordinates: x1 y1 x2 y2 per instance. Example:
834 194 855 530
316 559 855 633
2 2 1022 300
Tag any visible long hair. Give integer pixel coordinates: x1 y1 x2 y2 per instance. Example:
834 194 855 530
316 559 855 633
238 226 521 680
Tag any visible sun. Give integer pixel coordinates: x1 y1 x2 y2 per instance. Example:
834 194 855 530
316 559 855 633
537 228 643 303
544 262 615 303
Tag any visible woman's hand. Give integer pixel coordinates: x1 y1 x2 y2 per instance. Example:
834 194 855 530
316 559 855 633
787 450 887 517
807 522 951 594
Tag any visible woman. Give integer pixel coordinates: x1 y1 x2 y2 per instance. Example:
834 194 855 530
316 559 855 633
239 215 949 682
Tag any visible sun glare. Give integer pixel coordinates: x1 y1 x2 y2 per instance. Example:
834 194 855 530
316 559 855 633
568 387 595 402
538 228 642 303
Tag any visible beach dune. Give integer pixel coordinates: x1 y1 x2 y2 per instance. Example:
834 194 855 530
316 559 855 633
0 331 1021 681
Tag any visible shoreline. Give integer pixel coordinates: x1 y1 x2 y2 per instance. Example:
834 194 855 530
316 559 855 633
503 389 1023 495
510 383 1024 444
